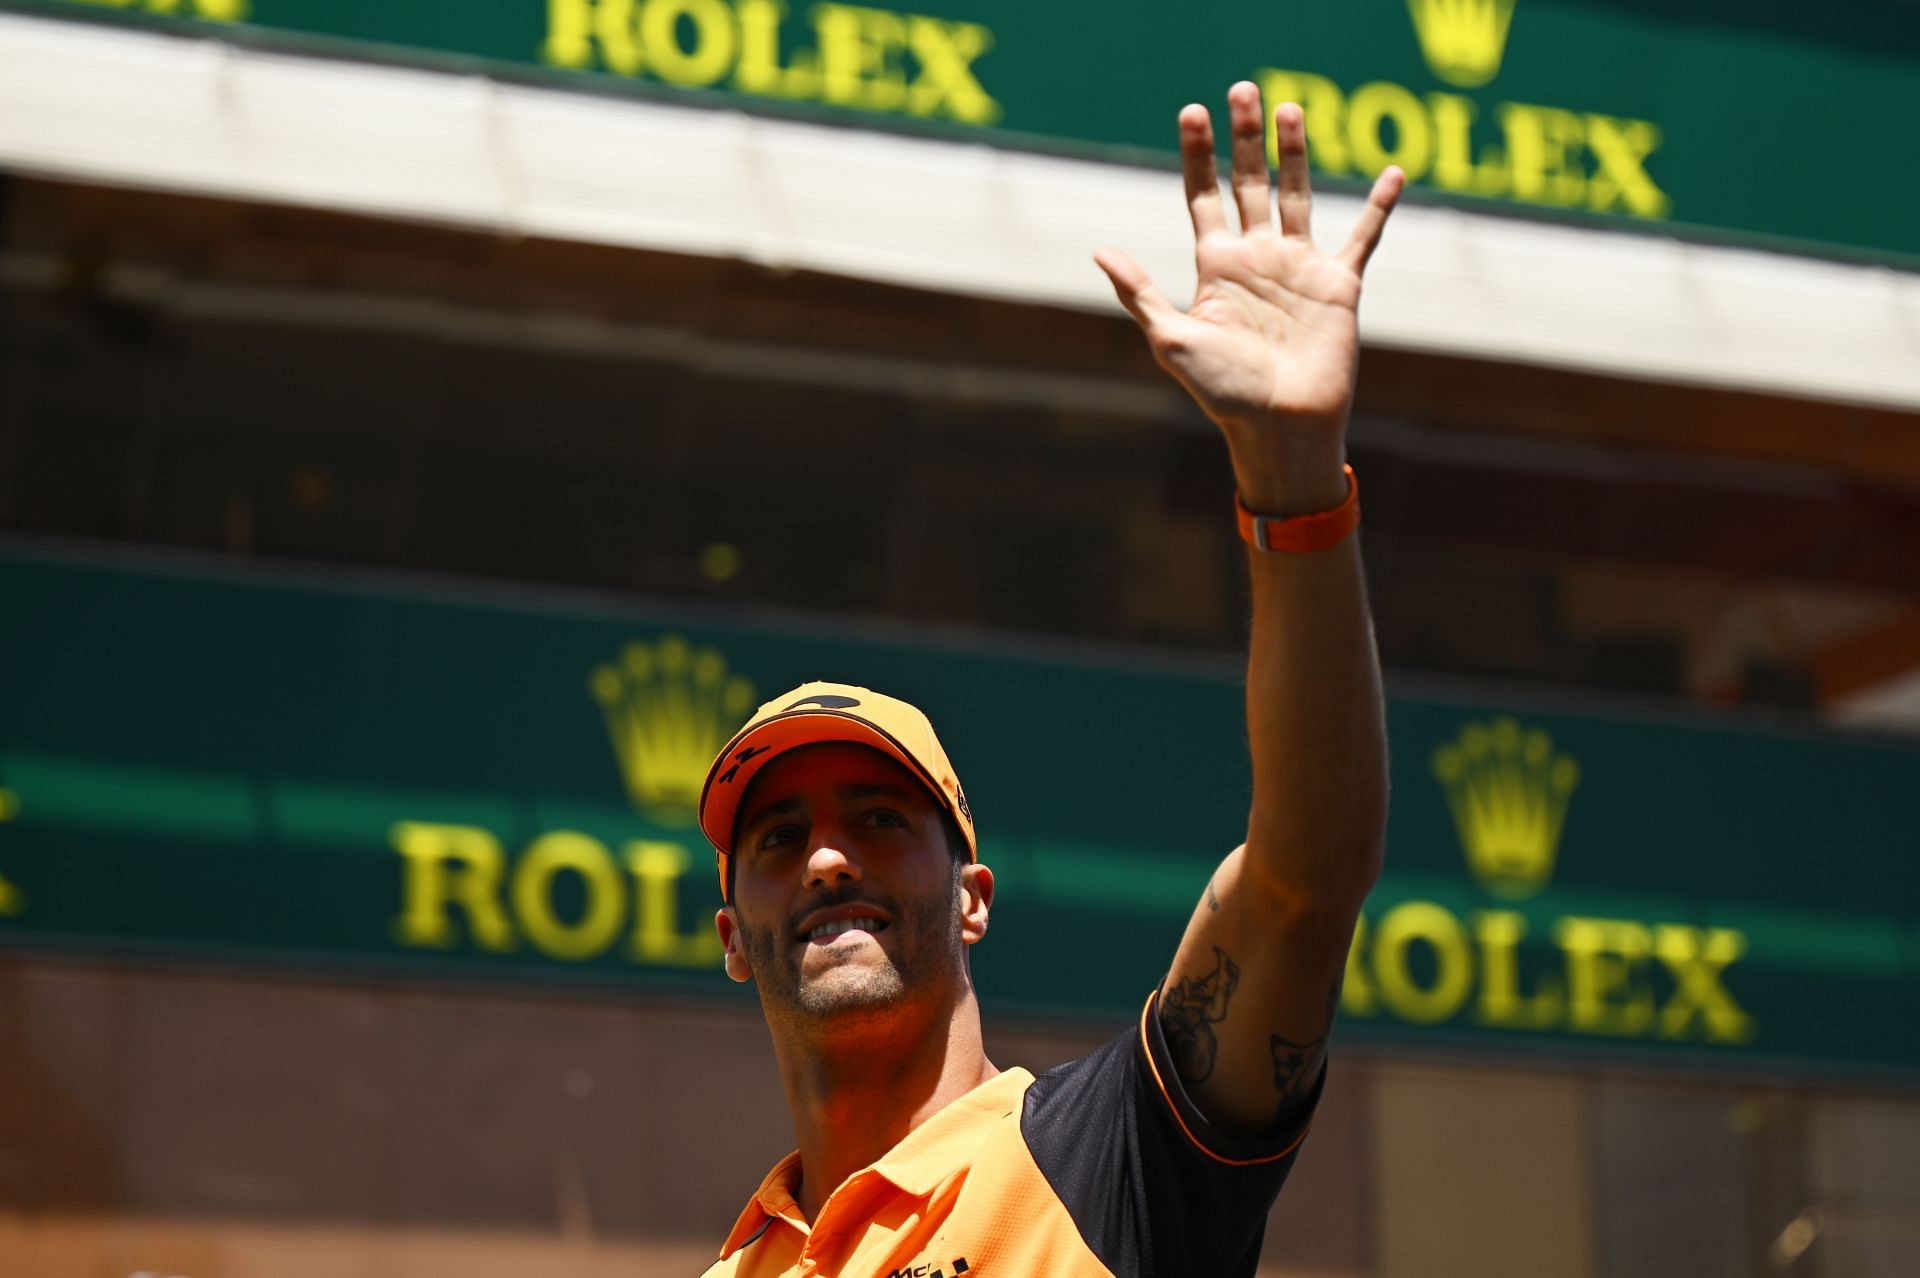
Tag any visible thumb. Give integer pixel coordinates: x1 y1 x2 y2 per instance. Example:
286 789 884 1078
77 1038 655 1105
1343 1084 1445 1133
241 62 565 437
1093 247 1179 332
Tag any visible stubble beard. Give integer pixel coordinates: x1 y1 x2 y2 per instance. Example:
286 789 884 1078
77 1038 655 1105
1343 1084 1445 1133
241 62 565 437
741 877 962 1027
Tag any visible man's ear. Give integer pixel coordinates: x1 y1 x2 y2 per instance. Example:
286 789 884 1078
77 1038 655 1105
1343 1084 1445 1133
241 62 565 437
959 862 994 945
716 906 752 983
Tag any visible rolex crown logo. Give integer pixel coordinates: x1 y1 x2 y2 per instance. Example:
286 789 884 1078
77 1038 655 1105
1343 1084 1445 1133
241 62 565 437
1432 717 1578 899
1406 0 1517 88
0 787 21 916
591 636 757 825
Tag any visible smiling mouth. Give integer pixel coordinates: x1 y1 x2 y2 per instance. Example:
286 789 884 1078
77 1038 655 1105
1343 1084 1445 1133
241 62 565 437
805 917 890 943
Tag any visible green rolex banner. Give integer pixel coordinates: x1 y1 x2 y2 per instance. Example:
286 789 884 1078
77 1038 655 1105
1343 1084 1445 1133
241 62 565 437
10 0 1920 263
1 547 1918 1080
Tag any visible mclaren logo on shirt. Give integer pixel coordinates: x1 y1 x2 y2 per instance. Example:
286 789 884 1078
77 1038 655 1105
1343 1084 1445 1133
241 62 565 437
888 1259 970 1278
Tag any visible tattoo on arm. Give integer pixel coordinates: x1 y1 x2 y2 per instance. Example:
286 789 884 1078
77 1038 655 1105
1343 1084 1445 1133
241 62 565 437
1268 1031 1329 1104
1161 946 1240 1085
1205 876 1220 912
1270 976 1342 1104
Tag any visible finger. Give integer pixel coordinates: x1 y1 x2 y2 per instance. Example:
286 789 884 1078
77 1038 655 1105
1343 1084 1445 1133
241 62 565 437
1093 247 1180 331
1179 103 1229 241
1226 81 1272 233
1273 101 1313 242
1338 165 1406 276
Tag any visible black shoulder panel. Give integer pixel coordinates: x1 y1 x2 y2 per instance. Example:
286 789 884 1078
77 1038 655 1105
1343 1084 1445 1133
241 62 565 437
1019 1000 1320 1278
1022 1031 1153 1277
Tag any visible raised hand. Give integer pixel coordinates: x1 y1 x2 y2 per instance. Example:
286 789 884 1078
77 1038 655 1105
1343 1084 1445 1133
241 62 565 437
1095 83 1402 513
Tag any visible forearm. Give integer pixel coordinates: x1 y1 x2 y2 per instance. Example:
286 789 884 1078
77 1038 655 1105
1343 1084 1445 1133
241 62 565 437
1234 428 1388 906
1125 82 1399 1131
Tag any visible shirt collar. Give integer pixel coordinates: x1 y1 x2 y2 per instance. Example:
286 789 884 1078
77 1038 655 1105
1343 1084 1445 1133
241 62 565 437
719 1149 806 1260
869 1067 1032 1196
716 1068 1035 1261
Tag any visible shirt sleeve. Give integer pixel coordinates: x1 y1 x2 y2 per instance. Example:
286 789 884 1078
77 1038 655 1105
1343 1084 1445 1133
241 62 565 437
1018 990 1323 1278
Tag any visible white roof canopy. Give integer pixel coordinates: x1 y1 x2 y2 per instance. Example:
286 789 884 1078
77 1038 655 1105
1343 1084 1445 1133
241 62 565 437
4 11 1918 412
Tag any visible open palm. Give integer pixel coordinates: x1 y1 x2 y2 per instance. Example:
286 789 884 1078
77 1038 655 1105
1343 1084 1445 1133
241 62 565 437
1096 85 1403 438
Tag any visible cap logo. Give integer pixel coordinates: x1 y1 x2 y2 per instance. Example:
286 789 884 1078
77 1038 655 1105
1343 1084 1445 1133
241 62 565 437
716 743 773 786
785 693 863 710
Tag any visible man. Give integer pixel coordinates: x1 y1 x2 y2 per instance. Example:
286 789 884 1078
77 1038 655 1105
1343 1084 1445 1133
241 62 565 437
695 82 1401 1277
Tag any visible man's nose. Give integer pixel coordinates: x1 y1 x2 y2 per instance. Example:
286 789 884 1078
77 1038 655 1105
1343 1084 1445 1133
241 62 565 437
804 837 863 889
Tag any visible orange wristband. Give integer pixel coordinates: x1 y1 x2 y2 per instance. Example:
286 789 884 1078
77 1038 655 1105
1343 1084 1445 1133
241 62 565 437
1235 465 1360 553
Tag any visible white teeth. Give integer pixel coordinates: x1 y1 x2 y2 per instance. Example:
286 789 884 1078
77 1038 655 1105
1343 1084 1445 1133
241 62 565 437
808 917 885 940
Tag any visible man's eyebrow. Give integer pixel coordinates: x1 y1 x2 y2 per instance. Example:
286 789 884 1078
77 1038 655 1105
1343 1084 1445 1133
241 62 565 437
739 794 803 835
843 782 916 803
741 782 918 836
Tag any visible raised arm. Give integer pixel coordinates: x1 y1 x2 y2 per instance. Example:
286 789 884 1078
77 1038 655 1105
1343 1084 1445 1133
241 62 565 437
1095 82 1399 1133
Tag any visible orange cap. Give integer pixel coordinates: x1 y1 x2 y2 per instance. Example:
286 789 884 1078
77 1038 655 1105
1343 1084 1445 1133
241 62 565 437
698 681 977 901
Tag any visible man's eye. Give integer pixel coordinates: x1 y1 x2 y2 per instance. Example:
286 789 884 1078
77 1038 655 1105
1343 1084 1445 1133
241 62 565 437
759 824 803 850
863 808 906 828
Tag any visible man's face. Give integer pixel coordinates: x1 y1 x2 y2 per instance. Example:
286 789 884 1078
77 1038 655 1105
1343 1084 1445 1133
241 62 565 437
719 743 978 1024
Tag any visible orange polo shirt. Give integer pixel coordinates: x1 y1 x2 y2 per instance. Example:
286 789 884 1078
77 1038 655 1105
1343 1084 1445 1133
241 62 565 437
704 992 1320 1278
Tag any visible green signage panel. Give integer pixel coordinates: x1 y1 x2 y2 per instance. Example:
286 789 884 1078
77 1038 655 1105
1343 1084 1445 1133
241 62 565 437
2 548 1918 1080
13 0 1920 263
